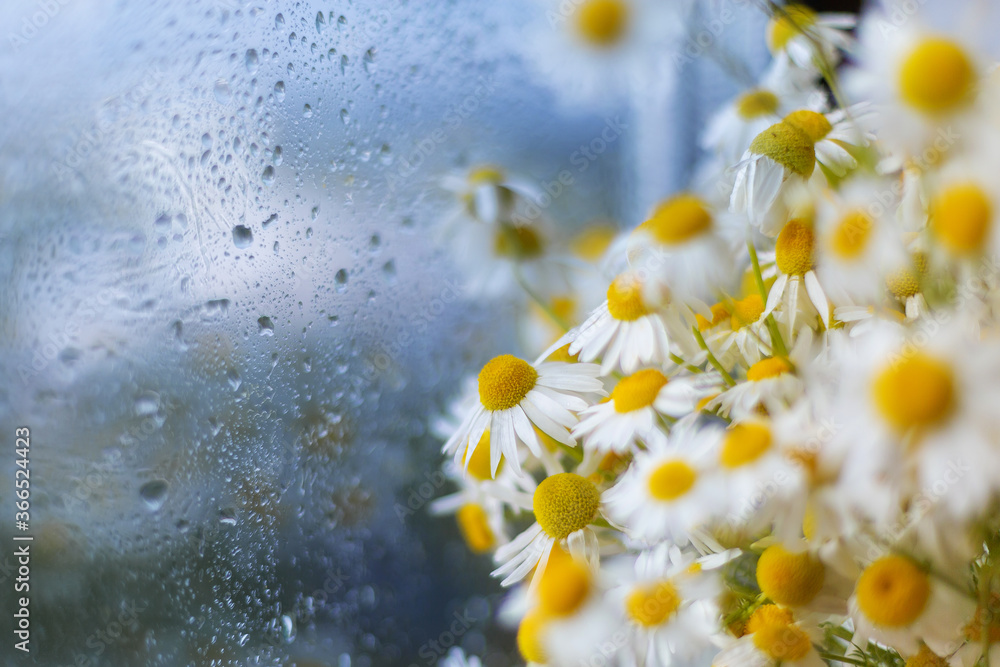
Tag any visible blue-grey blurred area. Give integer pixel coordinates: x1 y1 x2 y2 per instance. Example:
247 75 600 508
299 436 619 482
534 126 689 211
0 0 762 665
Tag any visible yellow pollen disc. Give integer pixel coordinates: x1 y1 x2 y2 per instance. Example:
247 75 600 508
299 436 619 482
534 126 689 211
468 165 505 185
737 89 780 120
783 110 832 143
930 183 992 255
494 223 545 260
747 604 795 634
747 357 792 381
637 193 714 245
456 504 496 553
855 556 930 628
720 422 772 468
697 302 731 331
749 122 816 177
533 473 601 539
872 353 955 432
575 0 630 47
478 354 538 412
752 622 813 661
517 611 549 664
730 294 765 329
829 210 873 260
899 38 975 115
756 545 826 607
886 267 921 300
775 219 815 275
766 4 817 53
647 460 697 501
571 224 617 261
612 368 668 413
905 645 950 667
538 557 592 617
964 594 1000 642
626 580 682 627
607 273 651 321
464 430 500 480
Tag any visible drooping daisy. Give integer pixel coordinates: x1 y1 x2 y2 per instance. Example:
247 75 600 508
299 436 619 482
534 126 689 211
626 192 742 302
763 218 831 332
765 4 856 75
703 293 774 367
731 109 867 232
713 604 826 667
849 554 974 655
572 368 723 455
560 271 693 375
602 421 725 545
492 471 604 587
443 354 605 477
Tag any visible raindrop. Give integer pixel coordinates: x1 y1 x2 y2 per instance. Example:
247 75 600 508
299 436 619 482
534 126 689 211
340 108 350 125
310 206 319 220
262 213 278 228
139 480 169 512
274 13 285 29
315 11 326 33
226 369 242 391
363 48 376 74
214 79 232 104
258 316 274 336
334 269 348 292
245 49 259 74
302 104 313 119
134 391 160 416
382 260 397 283
232 225 254 248
282 615 296 642
273 145 283 166
219 508 238 526
273 81 285 101
262 166 275 186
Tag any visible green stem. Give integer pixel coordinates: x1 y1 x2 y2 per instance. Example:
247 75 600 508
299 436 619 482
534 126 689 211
692 327 736 387
669 352 704 375
819 651 865 666
746 238 789 357
513 267 571 333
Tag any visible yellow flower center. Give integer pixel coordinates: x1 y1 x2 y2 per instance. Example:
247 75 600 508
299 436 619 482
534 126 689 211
756 545 826 607
747 357 792 381
930 183 992 255
829 210 873 260
464 430 501 480
612 368 668 413
855 556 930 628
637 193 714 245
478 354 538 412
538 557 592 616
533 473 601 539
517 611 549 664
720 422 772 468
494 223 545 260
468 164 505 185
647 460 697 501
730 294 765 330
457 504 496 553
747 604 795 634
767 4 817 53
905 645 950 667
775 219 815 276
697 302 732 331
752 622 813 661
783 110 832 143
625 580 682 626
737 89 780 120
872 353 955 432
899 37 975 115
607 273 651 321
886 267 921 300
575 0 630 47
571 225 617 261
749 122 816 177
546 343 579 364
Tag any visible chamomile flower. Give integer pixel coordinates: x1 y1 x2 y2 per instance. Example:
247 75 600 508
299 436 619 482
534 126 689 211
562 271 691 376
704 293 774 366
713 604 825 667
754 541 854 616
492 472 604 587
763 218 831 332
443 354 605 478
603 421 725 545
849 554 974 655
765 4 856 75
924 148 1000 264
440 164 544 226
572 368 723 455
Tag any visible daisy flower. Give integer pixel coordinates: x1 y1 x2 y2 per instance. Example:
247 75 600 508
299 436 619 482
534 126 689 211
754 541 855 616
703 293 774 367
713 604 826 667
924 145 1000 264
731 109 866 233
440 163 544 226
492 471 604 587
561 271 692 376
602 421 725 546
572 368 723 455
765 4 856 75
443 354 605 478
884 253 929 320
763 218 831 332
849 553 974 656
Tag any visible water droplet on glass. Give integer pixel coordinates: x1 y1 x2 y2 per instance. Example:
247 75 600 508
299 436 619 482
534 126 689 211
315 11 326 33
334 269 348 292
282 615 296 642
214 79 232 104
232 225 253 248
258 316 274 336
140 480 169 512
274 13 285 29
262 166 275 186
310 206 319 220
273 145 283 166
245 49 259 74
340 108 350 125
134 391 160 416
226 369 242 391
219 508 238 526
363 48 376 74
382 260 397 283
303 104 313 119
263 213 278 228
273 81 285 102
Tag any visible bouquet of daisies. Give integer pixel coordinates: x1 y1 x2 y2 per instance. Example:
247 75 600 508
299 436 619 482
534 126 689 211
429 1 1000 665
